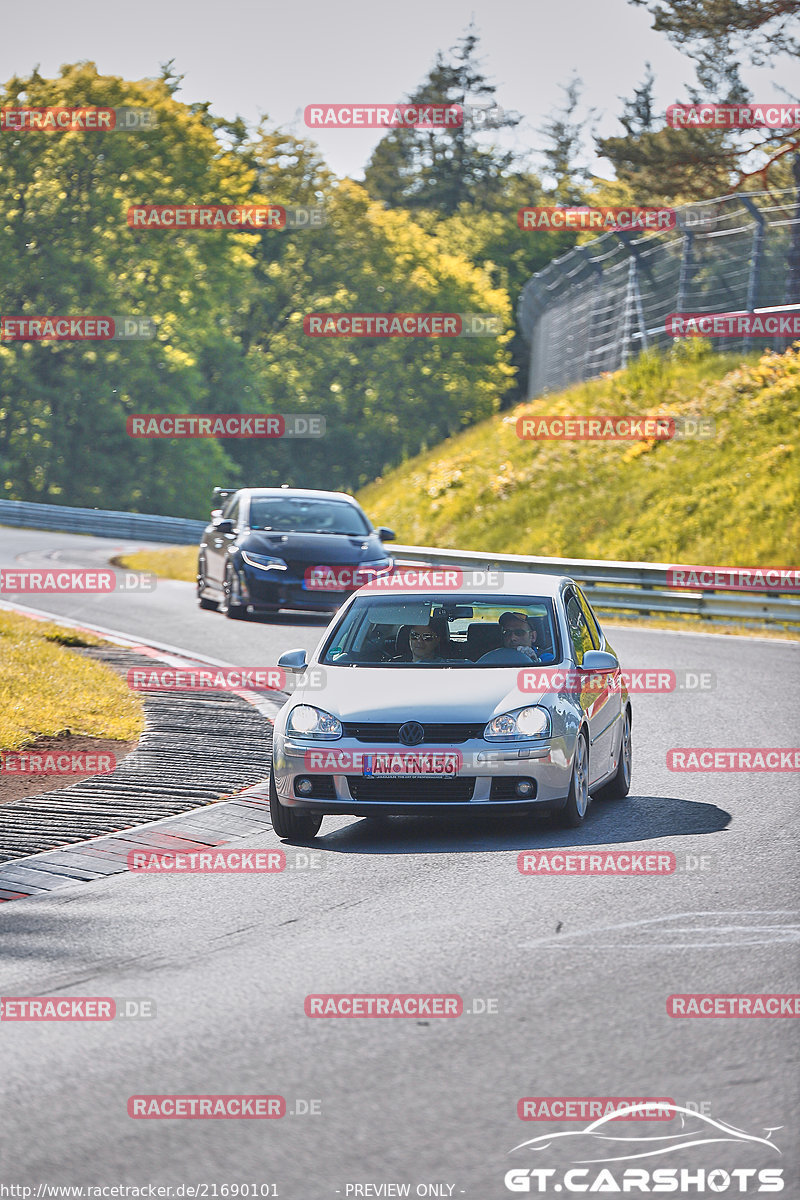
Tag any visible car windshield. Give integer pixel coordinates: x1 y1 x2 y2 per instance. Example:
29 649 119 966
248 497 370 535
320 595 560 667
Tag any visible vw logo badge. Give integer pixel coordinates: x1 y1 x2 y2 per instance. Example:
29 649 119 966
399 721 425 746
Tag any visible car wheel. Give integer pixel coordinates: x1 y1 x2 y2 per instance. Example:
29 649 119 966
596 707 632 801
269 771 323 841
559 731 590 828
222 563 249 620
196 556 219 610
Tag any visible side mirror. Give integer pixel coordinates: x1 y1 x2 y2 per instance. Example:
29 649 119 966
215 519 235 535
278 648 308 673
580 650 619 672
210 508 222 520
377 526 396 541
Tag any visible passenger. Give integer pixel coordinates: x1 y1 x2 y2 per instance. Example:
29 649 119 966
498 611 540 663
395 616 450 662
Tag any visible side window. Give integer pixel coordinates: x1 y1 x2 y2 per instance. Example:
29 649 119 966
576 588 602 649
564 590 595 665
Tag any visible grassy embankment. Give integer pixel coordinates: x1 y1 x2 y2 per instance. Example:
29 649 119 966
0 611 144 752
118 344 799 618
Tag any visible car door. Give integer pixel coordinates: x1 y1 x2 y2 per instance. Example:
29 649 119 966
206 492 241 585
563 586 616 786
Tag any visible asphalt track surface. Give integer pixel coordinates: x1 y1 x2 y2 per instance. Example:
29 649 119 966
1 528 798 1196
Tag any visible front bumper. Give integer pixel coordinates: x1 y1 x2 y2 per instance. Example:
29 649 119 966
242 572 353 612
272 735 572 816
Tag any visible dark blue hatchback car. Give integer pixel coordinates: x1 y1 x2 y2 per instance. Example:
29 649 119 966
196 487 396 618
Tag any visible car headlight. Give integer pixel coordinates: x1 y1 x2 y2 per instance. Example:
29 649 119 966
356 557 394 579
241 551 287 571
484 706 550 740
287 705 342 740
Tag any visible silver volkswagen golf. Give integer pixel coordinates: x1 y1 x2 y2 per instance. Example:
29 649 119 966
270 571 631 840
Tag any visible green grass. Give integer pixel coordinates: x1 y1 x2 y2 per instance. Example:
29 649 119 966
357 341 799 566
0 610 145 751
113 549 197 583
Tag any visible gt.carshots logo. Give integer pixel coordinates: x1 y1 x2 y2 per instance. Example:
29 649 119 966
304 994 462 1017
518 207 676 231
667 748 799 771
505 1103 785 1193
127 205 286 230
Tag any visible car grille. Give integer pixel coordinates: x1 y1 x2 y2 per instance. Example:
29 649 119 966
342 722 484 744
345 777 476 802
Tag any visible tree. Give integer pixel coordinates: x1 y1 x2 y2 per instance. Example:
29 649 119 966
363 27 521 215
538 77 597 204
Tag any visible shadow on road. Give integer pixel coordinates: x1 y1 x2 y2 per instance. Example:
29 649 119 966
312 792 731 855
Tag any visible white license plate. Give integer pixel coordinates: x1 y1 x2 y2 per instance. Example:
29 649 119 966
362 752 460 778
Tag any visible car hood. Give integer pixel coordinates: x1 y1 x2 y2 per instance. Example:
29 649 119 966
239 531 384 564
293 665 548 723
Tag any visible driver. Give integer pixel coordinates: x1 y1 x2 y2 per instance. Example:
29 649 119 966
498 611 540 663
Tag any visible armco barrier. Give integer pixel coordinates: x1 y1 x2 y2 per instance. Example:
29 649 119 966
0 501 796 625
0 499 206 544
391 545 800 627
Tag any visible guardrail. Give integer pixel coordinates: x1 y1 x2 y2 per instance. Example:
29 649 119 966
0 500 796 626
0 499 206 544
392 545 800 627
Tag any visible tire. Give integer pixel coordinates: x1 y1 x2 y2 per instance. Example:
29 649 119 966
196 556 219 610
222 563 249 620
559 731 590 828
596 707 632 801
269 771 323 841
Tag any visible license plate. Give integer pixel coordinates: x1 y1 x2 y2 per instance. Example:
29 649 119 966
362 752 460 778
